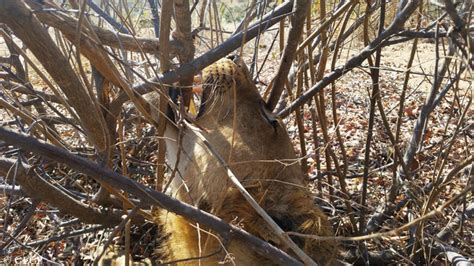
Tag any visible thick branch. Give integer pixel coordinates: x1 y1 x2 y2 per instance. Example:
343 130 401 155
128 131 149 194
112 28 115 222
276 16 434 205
174 0 196 106
437 202 474 241
442 0 466 30
155 0 173 191
266 0 310 110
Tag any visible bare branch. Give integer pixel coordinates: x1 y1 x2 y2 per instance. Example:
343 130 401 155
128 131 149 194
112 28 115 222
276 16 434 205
174 0 196 106
266 0 311 110
0 127 302 266
0 157 122 226
28 0 182 55
0 0 110 152
109 0 294 111
278 0 422 117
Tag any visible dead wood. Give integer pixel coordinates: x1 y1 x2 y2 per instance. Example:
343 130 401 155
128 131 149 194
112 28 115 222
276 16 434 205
27 0 182 56
173 0 195 107
1 81 62 104
266 0 311 110
278 0 422 117
0 0 110 153
0 0 471 263
109 0 294 112
0 157 121 226
0 127 302 266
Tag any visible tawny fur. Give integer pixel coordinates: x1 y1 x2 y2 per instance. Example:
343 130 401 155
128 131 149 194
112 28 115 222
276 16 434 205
158 57 338 265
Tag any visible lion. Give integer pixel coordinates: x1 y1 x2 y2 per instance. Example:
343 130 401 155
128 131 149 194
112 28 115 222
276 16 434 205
158 55 339 265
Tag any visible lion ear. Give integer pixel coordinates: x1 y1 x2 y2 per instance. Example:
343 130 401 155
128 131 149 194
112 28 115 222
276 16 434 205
259 100 279 131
